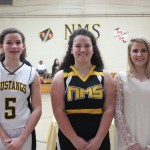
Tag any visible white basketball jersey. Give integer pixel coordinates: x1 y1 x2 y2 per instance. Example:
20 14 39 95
0 62 36 130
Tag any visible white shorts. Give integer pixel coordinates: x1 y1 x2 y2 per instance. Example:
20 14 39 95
0 127 32 150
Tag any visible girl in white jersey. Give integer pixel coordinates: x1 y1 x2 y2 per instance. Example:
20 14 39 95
0 28 42 150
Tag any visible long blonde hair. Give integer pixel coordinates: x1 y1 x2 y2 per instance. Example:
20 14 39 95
127 37 150 78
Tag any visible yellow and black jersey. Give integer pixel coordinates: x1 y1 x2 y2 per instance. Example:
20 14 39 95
56 65 110 150
64 65 104 115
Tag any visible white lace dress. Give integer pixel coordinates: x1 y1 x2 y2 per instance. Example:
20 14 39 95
114 71 150 150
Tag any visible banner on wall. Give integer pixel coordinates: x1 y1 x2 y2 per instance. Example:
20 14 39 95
113 28 129 43
39 28 53 42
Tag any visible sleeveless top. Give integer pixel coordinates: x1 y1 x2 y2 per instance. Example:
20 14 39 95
0 62 36 130
63 65 104 138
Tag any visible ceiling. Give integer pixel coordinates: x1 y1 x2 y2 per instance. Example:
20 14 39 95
0 0 150 17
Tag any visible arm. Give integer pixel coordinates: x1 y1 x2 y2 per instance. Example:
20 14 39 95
85 70 116 150
0 125 11 146
20 72 42 141
7 72 42 150
51 70 88 149
114 73 139 149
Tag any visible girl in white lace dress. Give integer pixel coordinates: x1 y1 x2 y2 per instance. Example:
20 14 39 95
114 38 150 150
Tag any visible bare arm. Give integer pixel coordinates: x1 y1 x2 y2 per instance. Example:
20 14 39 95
20 72 42 141
51 70 88 149
0 125 11 146
96 70 115 142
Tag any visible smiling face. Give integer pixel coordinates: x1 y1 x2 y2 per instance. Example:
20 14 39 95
130 42 148 69
1 33 25 60
71 35 93 65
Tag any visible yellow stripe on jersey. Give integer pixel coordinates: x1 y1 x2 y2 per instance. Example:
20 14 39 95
68 65 95 82
64 66 86 78
64 71 76 78
65 108 103 114
93 71 104 76
64 65 104 82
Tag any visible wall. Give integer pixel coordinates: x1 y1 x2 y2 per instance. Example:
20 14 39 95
1 16 150 72
0 0 150 73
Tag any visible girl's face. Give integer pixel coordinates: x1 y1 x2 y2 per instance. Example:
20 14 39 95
71 35 93 64
1 33 25 60
55 59 59 64
130 42 149 69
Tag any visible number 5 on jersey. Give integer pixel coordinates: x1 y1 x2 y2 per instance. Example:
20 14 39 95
5 98 16 119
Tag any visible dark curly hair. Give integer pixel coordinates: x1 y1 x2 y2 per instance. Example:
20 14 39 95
60 28 104 70
0 28 26 61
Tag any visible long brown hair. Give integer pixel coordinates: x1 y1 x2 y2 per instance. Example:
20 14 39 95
60 28 104 70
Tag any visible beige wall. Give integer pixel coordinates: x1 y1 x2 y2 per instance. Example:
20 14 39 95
0 0 150 73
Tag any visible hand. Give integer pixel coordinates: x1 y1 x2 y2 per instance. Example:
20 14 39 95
71 136 88 150
2 138 12 146
6 137 24 150
84 137 101 150
128 143 142 150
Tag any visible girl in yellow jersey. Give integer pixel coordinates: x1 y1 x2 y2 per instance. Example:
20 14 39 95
51 28 115 150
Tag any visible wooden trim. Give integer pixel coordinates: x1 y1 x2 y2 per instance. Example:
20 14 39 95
111 72 117 78
40 84 51 93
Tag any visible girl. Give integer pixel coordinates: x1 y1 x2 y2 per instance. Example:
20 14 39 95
51 28 115 150
115 38 150 150
0 28 42 150
51 59 60 78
